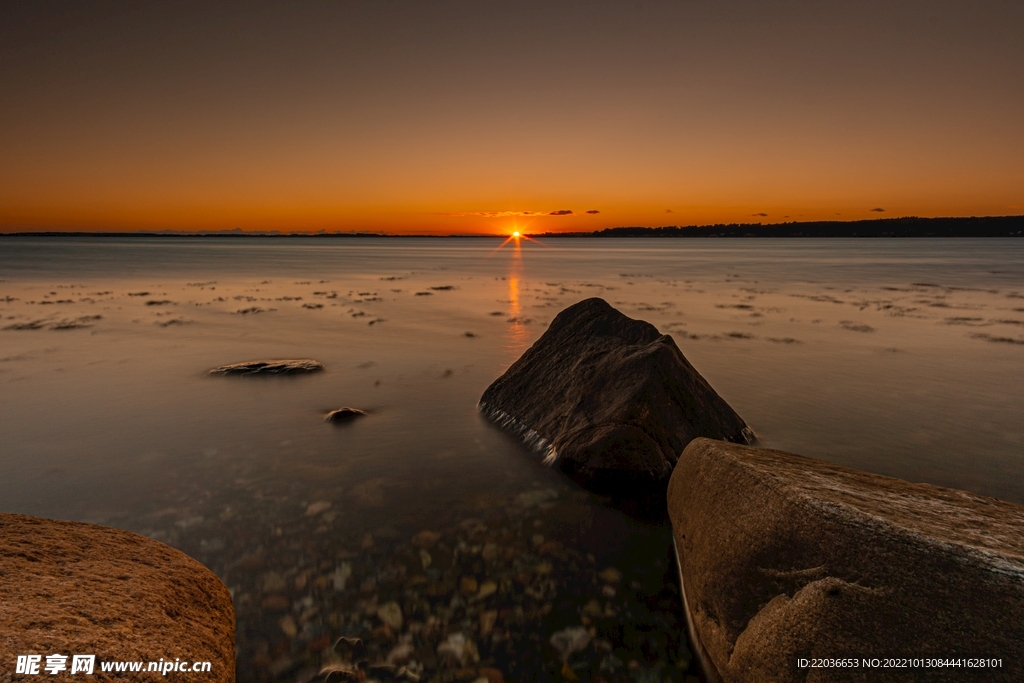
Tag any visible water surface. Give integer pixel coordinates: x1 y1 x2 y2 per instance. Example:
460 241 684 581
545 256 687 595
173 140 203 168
2 236 1022 681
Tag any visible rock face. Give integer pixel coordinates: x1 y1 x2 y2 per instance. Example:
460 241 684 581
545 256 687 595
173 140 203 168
479 298 752 495
668 438 1024 683
0 514 235 682
208 359 323 375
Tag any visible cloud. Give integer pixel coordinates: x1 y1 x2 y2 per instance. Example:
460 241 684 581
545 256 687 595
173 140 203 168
549 210 573 216
752 212 768 217
444 210 540 217
586 210 600 214
665 209 674 213
870 207 885 212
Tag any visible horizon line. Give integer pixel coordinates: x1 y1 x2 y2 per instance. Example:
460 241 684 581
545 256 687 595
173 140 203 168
2 214 1023 238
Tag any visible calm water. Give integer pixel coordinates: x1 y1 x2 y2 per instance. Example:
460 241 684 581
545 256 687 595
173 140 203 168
2 236 1023 681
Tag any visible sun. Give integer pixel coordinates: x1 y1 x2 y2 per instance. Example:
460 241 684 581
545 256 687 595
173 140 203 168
512 231 520 238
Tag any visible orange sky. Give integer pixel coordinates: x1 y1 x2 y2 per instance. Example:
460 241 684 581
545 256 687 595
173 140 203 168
2 2 1022 235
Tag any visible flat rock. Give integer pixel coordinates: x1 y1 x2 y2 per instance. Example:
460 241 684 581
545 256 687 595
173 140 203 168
208 359 323 375
479 298 751 495
325 407 367 423
667 438 1024 682
0 513 235 682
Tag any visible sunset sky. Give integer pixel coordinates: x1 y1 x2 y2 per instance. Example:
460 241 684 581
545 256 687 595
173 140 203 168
2 1 1022 235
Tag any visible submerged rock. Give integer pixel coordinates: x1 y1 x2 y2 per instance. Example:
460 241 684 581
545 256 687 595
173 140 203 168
479 298 751 495
668 438 1024 683
208 359 324 375
325 407 367 423
0 513 235 682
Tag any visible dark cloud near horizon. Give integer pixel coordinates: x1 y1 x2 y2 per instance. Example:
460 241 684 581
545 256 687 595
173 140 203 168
549 209 573 216
871 208 885 212
586 210 600 214
752 212 768 217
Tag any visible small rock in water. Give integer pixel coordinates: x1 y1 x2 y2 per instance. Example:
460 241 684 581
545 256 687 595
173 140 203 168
598 567 623 583
377 601 403 630
475 580 497 601
261 594 289 611
332 563 352 591
261 572 287 592
208 359 324 375
412 529 442 548
325 407 366 423
437 633 478 666
279 615 297 638
550 627 591 663
386 642 414 665
479 609 498 637
304 501 332 516
459 576 478 596
514 489 559 508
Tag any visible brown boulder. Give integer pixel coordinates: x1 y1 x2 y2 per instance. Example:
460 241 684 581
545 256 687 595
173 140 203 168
668 438 1024 682
0 514 234 682
480 298 751 495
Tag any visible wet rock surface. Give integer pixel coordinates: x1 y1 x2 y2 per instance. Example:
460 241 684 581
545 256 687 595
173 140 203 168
0 513 235 682
209 359 325 376
668 438 1024 683
480 298 752 496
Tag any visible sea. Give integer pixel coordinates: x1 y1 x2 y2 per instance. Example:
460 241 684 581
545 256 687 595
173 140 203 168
1 236 1022 682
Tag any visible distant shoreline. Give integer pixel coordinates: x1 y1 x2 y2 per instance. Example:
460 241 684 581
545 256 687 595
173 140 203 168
2 215 1022 238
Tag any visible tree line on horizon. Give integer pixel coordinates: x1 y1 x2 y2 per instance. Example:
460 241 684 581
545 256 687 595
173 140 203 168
536 215 1024 238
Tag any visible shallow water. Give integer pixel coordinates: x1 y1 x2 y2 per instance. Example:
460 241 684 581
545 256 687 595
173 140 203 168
2 236 1023 681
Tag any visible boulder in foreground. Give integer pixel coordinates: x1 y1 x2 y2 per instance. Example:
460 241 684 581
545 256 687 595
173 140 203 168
480 298 752 495
209 359 323 375
668 438 1024 683
0 513 235 682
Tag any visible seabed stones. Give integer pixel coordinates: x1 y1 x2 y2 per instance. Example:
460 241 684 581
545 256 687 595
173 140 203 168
198 482 698 683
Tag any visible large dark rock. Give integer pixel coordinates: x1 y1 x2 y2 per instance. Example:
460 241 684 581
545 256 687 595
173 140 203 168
479 298 752 495
668 438 1024 683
